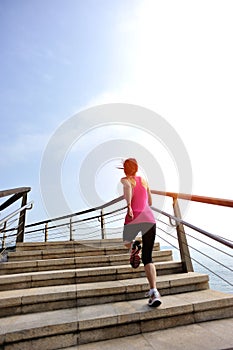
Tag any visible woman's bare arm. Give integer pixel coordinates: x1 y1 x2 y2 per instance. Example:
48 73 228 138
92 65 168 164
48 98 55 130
121 178 133 218
147 187 152 206
141 178 153 206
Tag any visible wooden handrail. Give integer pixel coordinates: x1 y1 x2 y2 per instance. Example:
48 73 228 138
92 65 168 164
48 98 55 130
24 190 233 230
151 190 233 208
0 187 31 211
0 187 31 198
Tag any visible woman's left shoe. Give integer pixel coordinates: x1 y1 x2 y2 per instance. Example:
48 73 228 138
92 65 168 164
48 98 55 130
129 240 141 268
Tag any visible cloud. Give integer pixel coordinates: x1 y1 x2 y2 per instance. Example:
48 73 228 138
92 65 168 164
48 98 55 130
0 131 49 167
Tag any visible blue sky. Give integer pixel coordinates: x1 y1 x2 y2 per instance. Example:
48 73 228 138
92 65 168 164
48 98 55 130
1 0 136 218
1 0 233 238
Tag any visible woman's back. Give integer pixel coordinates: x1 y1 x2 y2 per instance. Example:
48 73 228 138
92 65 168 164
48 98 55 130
124 176 155 225
131 176 148 211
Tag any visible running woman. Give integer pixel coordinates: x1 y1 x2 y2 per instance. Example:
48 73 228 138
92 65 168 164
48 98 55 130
120 158 161 307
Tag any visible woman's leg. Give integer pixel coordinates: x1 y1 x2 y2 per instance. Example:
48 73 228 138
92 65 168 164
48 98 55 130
144 263 157 289
141 224 157 289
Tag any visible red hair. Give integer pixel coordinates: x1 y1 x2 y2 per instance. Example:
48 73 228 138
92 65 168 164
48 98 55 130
123 158 138 176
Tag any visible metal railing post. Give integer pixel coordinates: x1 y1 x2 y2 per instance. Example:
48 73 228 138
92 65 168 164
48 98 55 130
16 193 27 243
45 223 48 242
69 218 74 241
2 233 6 249
173 197 193 272
100 209 106 240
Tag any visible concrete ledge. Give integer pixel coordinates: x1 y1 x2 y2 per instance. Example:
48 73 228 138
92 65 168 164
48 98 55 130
0 261 183 291
0 238 231 350
0 250 172 275
16 238 160 249
0 290 232 349
8 243 160 261
16 238 127 250
65 318 233 350
0 273 209 317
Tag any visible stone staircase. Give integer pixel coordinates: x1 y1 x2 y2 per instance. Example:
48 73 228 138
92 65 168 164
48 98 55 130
0 239 232 350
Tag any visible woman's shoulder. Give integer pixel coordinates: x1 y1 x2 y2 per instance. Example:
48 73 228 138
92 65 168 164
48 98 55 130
121 176 136 187
121 177 129 184
138 176 149 188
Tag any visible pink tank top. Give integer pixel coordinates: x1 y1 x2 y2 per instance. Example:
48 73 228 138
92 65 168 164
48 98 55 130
124 176 155 225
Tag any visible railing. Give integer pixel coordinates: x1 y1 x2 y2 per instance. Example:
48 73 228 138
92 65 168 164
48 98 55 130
12 191 233 251
21 196 125 243
151 190 233 272
0 201 34 258
0 186 32 261
150 190 233 293
0 187 31 249
0 188 232 292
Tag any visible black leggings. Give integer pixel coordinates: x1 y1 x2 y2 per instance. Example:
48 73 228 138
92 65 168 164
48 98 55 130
123 223 156 266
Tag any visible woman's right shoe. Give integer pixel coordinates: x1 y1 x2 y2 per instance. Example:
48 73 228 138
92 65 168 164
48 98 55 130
147 290 162 307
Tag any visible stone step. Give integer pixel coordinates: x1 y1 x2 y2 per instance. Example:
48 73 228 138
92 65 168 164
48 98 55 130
59 318 233 350
0 261 183 291
8 242 160 261
0 272 209 317
1 289 232 350
16 238 128 251
0 250 172 275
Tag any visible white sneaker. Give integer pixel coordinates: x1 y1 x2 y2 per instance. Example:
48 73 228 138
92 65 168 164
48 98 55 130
147 290 162 307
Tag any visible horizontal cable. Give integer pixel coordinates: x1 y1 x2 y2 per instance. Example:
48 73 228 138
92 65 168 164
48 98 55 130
24 196 125 229
158 224 233 272
152 206 233 249
157 225 233 287
157 217 233 259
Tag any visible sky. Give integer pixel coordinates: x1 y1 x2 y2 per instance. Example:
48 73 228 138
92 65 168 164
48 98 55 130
0 0 233 241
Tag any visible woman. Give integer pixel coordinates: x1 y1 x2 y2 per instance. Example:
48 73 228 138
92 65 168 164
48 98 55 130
120 158 161 307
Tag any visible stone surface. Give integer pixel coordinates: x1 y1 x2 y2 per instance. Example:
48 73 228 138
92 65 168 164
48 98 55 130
1 289 232 348
0 239 232 350
0 272 211 318
62 318 233 350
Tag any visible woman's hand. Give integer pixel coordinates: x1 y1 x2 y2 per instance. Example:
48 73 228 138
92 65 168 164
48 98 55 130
127 204 134 219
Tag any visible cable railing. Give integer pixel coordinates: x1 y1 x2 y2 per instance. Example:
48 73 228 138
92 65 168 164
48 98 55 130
149 190 233 293
21 197 126 243
152 205 233 249
0 187 232 293
153 209 233 293
151 191 233 274
0 201 34 260
0 187 32 250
